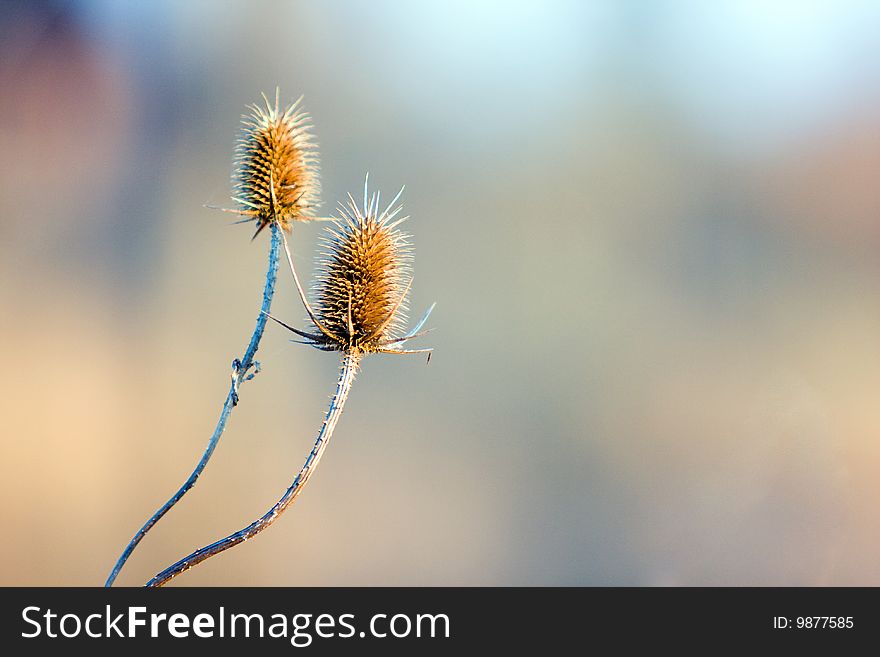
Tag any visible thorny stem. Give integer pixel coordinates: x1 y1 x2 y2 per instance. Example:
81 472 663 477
105 223 283 587
145 352 361 587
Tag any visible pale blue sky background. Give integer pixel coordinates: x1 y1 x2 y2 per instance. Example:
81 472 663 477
3 0 880 585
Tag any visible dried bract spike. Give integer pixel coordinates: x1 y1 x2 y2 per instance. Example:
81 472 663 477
233 90 320 238
311 185 412 353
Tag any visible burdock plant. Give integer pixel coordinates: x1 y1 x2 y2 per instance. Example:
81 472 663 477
145 179 434 587
105 91 321 586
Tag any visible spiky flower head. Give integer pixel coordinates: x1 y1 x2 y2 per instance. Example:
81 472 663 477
268 177 434 359
309 182 412 354
232 90 320 238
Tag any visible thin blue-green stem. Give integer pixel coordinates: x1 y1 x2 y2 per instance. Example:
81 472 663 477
105 222 282 587
145 353 360 587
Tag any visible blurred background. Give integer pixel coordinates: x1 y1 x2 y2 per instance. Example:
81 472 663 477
2 0 880 586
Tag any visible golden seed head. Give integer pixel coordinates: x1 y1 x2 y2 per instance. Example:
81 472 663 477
311 184 412 353
233 90 320 237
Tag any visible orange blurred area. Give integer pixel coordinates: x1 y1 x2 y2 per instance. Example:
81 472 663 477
2 1 880 586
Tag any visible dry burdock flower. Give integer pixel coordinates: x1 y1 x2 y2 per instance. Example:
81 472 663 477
232 88 321 238
145 178 434 587
272 176 435 358
312 193 410 351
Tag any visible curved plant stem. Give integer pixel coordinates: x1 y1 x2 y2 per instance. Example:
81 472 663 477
145 353 360 587
105 223 283 587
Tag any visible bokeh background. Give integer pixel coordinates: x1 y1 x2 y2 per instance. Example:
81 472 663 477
2 0 880 586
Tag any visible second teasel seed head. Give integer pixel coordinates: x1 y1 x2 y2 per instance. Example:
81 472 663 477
312 185 412 353
267 177 434 360
233 90 320 238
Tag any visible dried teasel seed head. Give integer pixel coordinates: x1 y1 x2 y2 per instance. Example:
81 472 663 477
311 182 412 353
267 176 433 359
232 89 320 238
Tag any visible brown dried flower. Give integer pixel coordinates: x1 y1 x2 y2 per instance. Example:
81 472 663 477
231 89 321 238
271 177 434 358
